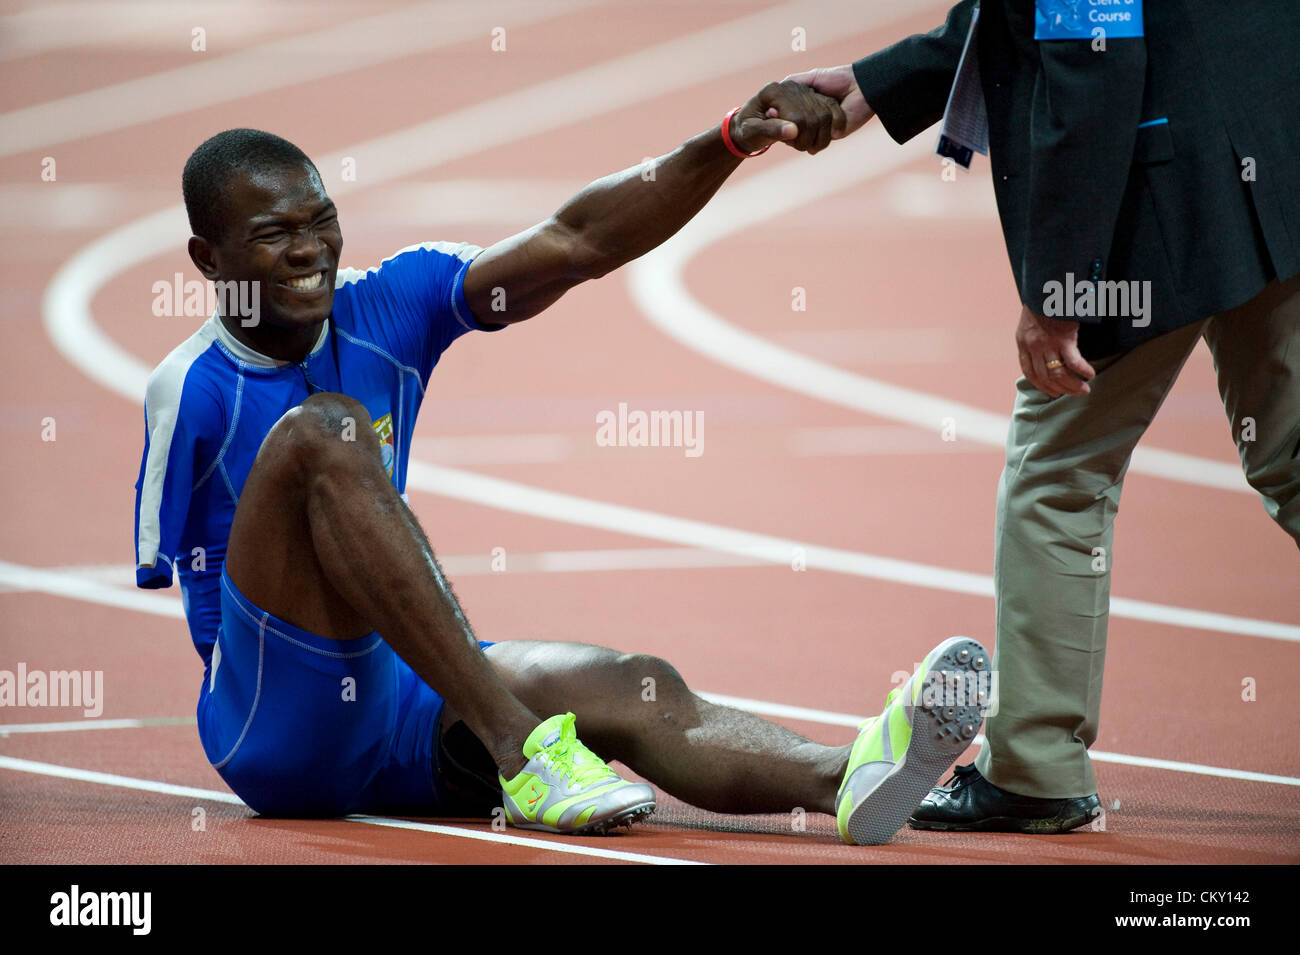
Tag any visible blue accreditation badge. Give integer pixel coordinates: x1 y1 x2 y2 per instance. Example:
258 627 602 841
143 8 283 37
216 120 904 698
1035 0 1143 40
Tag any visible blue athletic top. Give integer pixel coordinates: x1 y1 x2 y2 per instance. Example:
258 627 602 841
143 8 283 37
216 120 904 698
133 242 490 668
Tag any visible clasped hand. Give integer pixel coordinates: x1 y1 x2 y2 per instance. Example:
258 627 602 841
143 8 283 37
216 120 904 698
729 79 849 155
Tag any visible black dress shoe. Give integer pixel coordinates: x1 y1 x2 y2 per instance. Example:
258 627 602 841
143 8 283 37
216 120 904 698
907 763 1102 834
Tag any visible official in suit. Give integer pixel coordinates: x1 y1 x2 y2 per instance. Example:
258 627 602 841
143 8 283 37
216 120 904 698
791 0 1300 831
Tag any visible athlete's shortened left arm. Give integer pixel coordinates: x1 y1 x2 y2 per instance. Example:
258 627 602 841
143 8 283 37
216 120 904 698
461 80 844 324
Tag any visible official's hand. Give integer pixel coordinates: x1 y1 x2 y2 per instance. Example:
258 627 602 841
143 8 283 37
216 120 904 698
783 65 875 139
1016 306 1096 397
731 81 846 155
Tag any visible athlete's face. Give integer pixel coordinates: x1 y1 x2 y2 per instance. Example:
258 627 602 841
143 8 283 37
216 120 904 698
216 163 342 331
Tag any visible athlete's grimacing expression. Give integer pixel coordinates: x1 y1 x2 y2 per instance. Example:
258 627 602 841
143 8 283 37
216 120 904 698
202 162 342 334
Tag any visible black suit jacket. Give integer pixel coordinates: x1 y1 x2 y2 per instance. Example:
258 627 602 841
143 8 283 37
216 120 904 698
852 0 1300 358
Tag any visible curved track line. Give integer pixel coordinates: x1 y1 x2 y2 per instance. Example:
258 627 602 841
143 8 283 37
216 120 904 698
0 717 197 737
626 131 1255 495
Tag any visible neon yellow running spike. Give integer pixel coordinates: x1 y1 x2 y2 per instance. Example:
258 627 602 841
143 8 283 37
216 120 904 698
500 713 656 835
835 636 990 845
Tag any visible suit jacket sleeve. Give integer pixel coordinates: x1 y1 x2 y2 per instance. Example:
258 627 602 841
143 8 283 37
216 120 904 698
850 0 977 145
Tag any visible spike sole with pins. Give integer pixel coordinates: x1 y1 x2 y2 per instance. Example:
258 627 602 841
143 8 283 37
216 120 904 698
845 636 990 846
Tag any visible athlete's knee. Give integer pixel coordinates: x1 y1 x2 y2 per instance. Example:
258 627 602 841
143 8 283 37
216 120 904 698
300 392 373 431
294 393 376 450
266 393 381 478
616 652 688 705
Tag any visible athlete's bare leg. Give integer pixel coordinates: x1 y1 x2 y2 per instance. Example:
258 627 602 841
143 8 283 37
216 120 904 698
452 641 852 815
224 392 537 776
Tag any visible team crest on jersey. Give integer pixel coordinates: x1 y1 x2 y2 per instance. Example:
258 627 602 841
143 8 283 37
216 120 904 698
372 412 395 476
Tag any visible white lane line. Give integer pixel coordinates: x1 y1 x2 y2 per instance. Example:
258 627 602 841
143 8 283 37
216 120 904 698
421 425 1000 463
0 561 186 618
476 547 765 574
0 549 768 597
0 0 603 159
0 756 702 865
1083 752 1300 786
42 0 926 401
405 463 1300 642
626 130 1256 496
0 755 244 804
0 561 142 589
1078 750 1300 787
698 692 864 728
699 694 1300 787
346 816 705 865
0 716 196 737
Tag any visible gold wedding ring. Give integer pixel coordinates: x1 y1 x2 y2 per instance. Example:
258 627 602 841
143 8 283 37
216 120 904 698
1045 359 1064 369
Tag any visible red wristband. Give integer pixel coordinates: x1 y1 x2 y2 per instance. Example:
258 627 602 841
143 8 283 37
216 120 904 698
721 105 770 158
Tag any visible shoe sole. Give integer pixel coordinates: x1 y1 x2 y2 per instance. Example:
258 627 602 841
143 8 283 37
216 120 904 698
510 800 657 836
908 799 1098 834
846 637 989 846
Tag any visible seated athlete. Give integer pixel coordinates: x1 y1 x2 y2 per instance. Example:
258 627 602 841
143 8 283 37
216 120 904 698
133 80 990 845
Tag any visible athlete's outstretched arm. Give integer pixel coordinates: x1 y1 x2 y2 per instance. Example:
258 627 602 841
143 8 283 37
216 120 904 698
462 80 843 324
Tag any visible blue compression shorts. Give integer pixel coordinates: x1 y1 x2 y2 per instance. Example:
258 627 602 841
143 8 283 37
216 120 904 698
197 568 492 817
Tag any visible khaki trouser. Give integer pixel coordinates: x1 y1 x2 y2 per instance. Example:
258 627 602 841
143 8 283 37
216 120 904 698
974 275 1300 798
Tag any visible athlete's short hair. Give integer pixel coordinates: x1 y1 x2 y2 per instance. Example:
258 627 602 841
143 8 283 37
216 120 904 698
182 129 319 242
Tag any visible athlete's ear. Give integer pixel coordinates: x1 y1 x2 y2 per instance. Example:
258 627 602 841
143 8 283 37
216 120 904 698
188 235 220 282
